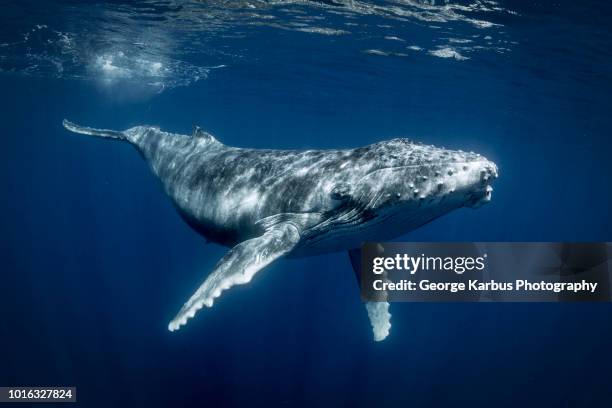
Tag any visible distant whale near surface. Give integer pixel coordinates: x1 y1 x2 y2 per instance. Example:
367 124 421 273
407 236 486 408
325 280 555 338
63 119 498 341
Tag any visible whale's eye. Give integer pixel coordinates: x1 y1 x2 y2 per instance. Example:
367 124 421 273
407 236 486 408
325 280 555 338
330 183 351 200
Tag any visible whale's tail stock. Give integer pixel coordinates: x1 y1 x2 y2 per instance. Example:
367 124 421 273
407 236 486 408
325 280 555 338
63 119 127 141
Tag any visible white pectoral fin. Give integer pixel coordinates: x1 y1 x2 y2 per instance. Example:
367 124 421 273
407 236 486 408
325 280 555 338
168 222 301 332
348 248 391 342
365 301 391 342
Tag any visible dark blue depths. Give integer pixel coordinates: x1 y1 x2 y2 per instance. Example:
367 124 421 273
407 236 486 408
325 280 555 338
1 1 611 406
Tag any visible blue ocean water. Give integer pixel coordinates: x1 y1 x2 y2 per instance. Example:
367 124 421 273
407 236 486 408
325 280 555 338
1 0 611 406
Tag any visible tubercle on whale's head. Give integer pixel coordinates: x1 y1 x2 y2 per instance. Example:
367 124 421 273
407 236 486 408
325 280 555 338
353 140 499 219
408 148 499 211
460 159 498 208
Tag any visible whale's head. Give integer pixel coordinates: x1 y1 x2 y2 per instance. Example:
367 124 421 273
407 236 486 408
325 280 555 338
348 139 498 236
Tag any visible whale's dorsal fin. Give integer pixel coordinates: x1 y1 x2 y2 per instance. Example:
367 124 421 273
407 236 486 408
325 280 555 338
168 222 300 332
192 125 218 143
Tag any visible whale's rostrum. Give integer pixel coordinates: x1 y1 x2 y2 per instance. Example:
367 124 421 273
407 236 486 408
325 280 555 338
63 119 498 341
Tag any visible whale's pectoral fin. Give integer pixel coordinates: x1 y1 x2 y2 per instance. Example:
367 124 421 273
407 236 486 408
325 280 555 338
168 222 300 332
348 248 391 342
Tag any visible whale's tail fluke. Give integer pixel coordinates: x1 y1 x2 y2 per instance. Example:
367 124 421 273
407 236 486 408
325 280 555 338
63 119 127 141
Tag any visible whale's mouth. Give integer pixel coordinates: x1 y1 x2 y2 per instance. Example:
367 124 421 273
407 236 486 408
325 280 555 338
466 185 494 208
465 162 498 208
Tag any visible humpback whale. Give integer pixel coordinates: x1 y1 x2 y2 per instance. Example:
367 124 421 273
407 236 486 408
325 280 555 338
63 119 498 341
